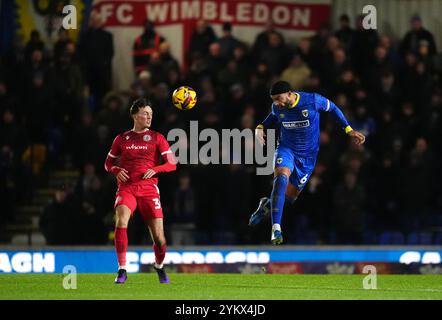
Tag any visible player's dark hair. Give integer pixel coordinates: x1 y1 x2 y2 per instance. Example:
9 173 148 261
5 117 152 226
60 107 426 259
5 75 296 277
270 81 292 96
130 98 152 115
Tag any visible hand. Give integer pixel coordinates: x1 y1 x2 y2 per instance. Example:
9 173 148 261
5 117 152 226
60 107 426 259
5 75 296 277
255 128 266 146
348 130 366 145
116 168 130 183
143 168 157 179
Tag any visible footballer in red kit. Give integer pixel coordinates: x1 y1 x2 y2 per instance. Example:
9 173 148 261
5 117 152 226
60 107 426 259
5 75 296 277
104 98 176 284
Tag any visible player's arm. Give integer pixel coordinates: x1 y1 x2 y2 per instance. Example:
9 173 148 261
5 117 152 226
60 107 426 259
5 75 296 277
143 135 177 179
315 94 365 145
256 107 278 146
104 135 130 183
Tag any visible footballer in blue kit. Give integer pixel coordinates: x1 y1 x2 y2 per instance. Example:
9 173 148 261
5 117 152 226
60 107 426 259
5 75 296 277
249 81 366 245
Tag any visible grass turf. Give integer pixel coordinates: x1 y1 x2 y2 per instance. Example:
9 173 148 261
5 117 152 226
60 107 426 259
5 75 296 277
0 274 442 300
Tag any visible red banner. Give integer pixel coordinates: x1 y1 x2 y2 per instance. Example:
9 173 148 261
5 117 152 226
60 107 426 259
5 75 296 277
93 0 331 30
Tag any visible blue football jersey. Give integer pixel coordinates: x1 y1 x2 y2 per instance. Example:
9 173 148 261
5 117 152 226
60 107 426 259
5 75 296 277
261 92 350 157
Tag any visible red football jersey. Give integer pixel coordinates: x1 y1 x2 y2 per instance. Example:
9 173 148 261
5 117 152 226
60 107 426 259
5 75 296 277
106 129 172 186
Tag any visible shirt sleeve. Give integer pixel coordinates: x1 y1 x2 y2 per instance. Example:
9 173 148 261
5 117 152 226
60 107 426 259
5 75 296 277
153 133 177 173
104 135 122 173
315 93 352 132
108 135 122 159
157 133 172 156
257 105 279 129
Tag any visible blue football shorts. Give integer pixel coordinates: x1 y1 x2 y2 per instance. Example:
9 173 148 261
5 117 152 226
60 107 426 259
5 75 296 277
273 145 317 190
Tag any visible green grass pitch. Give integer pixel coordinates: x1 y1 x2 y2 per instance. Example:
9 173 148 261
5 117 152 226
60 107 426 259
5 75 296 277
1 274 442 300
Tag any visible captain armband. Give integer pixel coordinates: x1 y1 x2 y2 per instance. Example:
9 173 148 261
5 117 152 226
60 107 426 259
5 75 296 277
345 126 353 134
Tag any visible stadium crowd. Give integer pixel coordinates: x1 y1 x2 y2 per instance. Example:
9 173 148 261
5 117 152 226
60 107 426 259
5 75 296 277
0 14 441 245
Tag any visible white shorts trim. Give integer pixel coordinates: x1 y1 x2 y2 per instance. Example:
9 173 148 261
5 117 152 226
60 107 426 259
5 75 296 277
153 184 160 195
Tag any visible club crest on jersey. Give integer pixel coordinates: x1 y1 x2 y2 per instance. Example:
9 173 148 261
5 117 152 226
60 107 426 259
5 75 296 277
143 134 151 142
276 158 283 164
302 109 309 117
125 136 129 140
280 114 285 118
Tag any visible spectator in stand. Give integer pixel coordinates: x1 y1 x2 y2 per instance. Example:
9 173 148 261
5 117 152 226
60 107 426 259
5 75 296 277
258 31 290 76
252 20 284 64
96 94 125 138
76 162 108 244
350 14 379 78
24 70 54 143
53 52 84 125
205 42 226 85
232 44 251 84
296 37 315 71
158 42 180 74
53 29 72 62
335 14 354 54
78 11 114 111
217 23 242 60
24 30 45 63
188 20 217 62
70 111 99 168
132 19 165 74
400 14 437 58
171 172 197 245
148 51 168 85
333 172 366 244
39 186 79 245
280 53 312 90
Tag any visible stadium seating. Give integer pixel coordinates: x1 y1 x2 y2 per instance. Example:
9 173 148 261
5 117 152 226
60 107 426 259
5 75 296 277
379 231 405 245
406 232 433 245
433 232 442 245
362 231 378 244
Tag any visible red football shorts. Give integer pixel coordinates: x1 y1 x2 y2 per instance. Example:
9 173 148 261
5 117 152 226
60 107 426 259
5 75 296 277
114 184 163 220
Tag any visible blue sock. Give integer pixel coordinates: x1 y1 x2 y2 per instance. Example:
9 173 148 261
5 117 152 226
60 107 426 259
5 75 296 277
270 175 288 226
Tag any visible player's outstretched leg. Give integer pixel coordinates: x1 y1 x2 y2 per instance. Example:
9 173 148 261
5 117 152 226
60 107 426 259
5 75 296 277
248 197 270 227
270 174 288 245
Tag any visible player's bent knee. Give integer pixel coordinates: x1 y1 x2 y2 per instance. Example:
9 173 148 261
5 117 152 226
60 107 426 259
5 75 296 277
274 167 291 179
152 232 166 246
115 216 129 228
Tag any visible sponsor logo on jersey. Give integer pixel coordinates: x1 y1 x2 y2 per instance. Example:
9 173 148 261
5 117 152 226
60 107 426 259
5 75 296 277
143 134 151 142
282 120 310 129
125 144 148 150
302 109 309 117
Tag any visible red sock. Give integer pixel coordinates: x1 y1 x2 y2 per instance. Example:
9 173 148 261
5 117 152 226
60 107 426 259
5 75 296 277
153 244 166 265
114 227 128 267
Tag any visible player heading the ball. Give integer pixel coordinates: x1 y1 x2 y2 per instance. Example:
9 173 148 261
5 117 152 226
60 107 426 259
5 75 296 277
249 81 365 245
